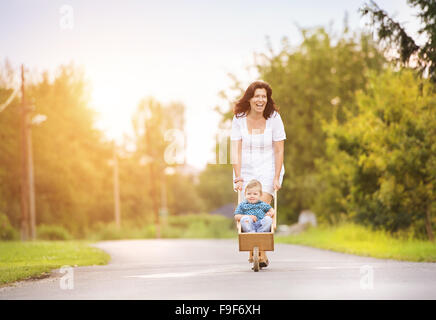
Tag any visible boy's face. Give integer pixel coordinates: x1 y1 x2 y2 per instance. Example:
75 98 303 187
245 187 261 203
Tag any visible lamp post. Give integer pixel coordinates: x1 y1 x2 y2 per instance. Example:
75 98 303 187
19 65 29 241
19 64 46 240
28 113 46 240
138 106 161 239
113 141 121 229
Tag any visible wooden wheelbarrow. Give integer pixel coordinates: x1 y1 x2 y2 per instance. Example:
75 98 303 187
236 189 277 272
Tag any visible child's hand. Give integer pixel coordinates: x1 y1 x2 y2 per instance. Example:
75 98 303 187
234 214 243 222
250 215 257 222
266 209 275 217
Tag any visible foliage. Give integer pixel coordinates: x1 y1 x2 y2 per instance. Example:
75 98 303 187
0 62 206 239
217 25 386 223
36 224 73 240
361 0 436 82
0 212 19 240
166 173 206 215
197 164 237 212
315 69 436 240
276 222 436 262
87 214 235 240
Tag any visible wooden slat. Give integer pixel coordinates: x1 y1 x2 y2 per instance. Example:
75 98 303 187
239 232 274 251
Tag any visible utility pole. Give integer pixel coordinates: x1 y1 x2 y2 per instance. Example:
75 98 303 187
28 114 36 240
113 141 121 229
160 171 168 228
145 125 160 239
18 64 40 241
19 64 29 241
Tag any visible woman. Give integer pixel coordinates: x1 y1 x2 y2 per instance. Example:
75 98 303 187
231 80 286 205
231 80 285 267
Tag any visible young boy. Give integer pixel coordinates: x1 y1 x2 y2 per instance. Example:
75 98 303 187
234 179 275 233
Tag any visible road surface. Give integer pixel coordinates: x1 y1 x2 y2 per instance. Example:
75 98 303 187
1 239 436 299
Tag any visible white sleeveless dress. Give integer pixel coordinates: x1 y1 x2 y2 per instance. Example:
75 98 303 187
231 111 286 199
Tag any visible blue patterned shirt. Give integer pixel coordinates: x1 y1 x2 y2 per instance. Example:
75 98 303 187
234 200 272 220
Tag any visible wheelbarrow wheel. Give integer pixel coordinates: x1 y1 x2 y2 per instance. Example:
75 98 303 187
252 247 260 272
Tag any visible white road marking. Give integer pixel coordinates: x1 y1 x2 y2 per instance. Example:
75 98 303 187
125 266 244 279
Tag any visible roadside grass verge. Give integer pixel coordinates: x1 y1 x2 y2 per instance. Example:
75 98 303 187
88 214 237 241
275 223 436 262
0 241 110 286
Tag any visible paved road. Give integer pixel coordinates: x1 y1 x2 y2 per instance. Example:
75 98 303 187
1 239 436 299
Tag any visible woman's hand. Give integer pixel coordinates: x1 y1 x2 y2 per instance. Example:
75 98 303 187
273 177 281 191
234 176 244 191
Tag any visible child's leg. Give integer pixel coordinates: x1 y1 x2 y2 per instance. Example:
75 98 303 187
256 216 273 232
240 215 255 232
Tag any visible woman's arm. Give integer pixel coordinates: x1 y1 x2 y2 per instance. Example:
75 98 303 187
231 139 243 190
273 140 284 190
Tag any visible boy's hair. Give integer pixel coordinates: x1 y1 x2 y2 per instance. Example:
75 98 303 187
245 179 262 194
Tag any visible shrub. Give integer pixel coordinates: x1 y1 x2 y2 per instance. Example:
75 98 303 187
0 213 18 240
37 224 73 240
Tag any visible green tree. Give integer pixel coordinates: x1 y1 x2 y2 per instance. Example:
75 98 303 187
132 98 205 217
318 69 436 240
361 0 436 82
218 25 385 223
0 62 115 236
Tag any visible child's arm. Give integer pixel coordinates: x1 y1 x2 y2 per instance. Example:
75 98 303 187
234 203 244 221
261 201 274 217
265 208 275 217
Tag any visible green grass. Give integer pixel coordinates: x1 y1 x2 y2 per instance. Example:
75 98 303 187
0 241 110 286
88 214 237 241
276 223 436 262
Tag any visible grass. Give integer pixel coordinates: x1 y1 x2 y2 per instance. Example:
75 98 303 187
87 214 237 241
276 223 436 262
0 241 110 286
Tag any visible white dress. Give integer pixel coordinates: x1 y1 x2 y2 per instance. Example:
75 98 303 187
231 111 286 199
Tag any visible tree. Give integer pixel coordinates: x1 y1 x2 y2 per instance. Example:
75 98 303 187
132 98 205 217
361 0 436 82
318 69 436 240
218 25 385 222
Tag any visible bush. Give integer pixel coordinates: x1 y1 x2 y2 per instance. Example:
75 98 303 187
0 212 18 240
37 224 73 240
88 222 156 241
165 214 236 239
85 214 236 240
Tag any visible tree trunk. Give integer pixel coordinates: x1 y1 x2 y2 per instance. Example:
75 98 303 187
425 205 435 242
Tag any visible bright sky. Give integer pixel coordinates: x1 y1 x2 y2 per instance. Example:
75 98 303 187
0 0 420 169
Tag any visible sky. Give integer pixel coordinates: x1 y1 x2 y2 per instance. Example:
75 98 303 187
0 0 421 169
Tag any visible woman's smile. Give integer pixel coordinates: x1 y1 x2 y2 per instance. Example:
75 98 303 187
250 88 268 113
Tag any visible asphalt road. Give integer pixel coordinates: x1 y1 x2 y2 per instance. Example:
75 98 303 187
1 239 436 299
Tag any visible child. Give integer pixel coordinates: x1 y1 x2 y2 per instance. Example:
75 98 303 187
234 179 275 233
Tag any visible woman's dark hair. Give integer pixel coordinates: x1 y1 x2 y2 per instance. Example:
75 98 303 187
233 80 278 119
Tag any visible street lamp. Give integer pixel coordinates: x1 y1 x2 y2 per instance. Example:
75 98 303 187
137 105 161 239
27 112 47 240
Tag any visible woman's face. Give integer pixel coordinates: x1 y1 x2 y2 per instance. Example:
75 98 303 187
249 88 267 114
